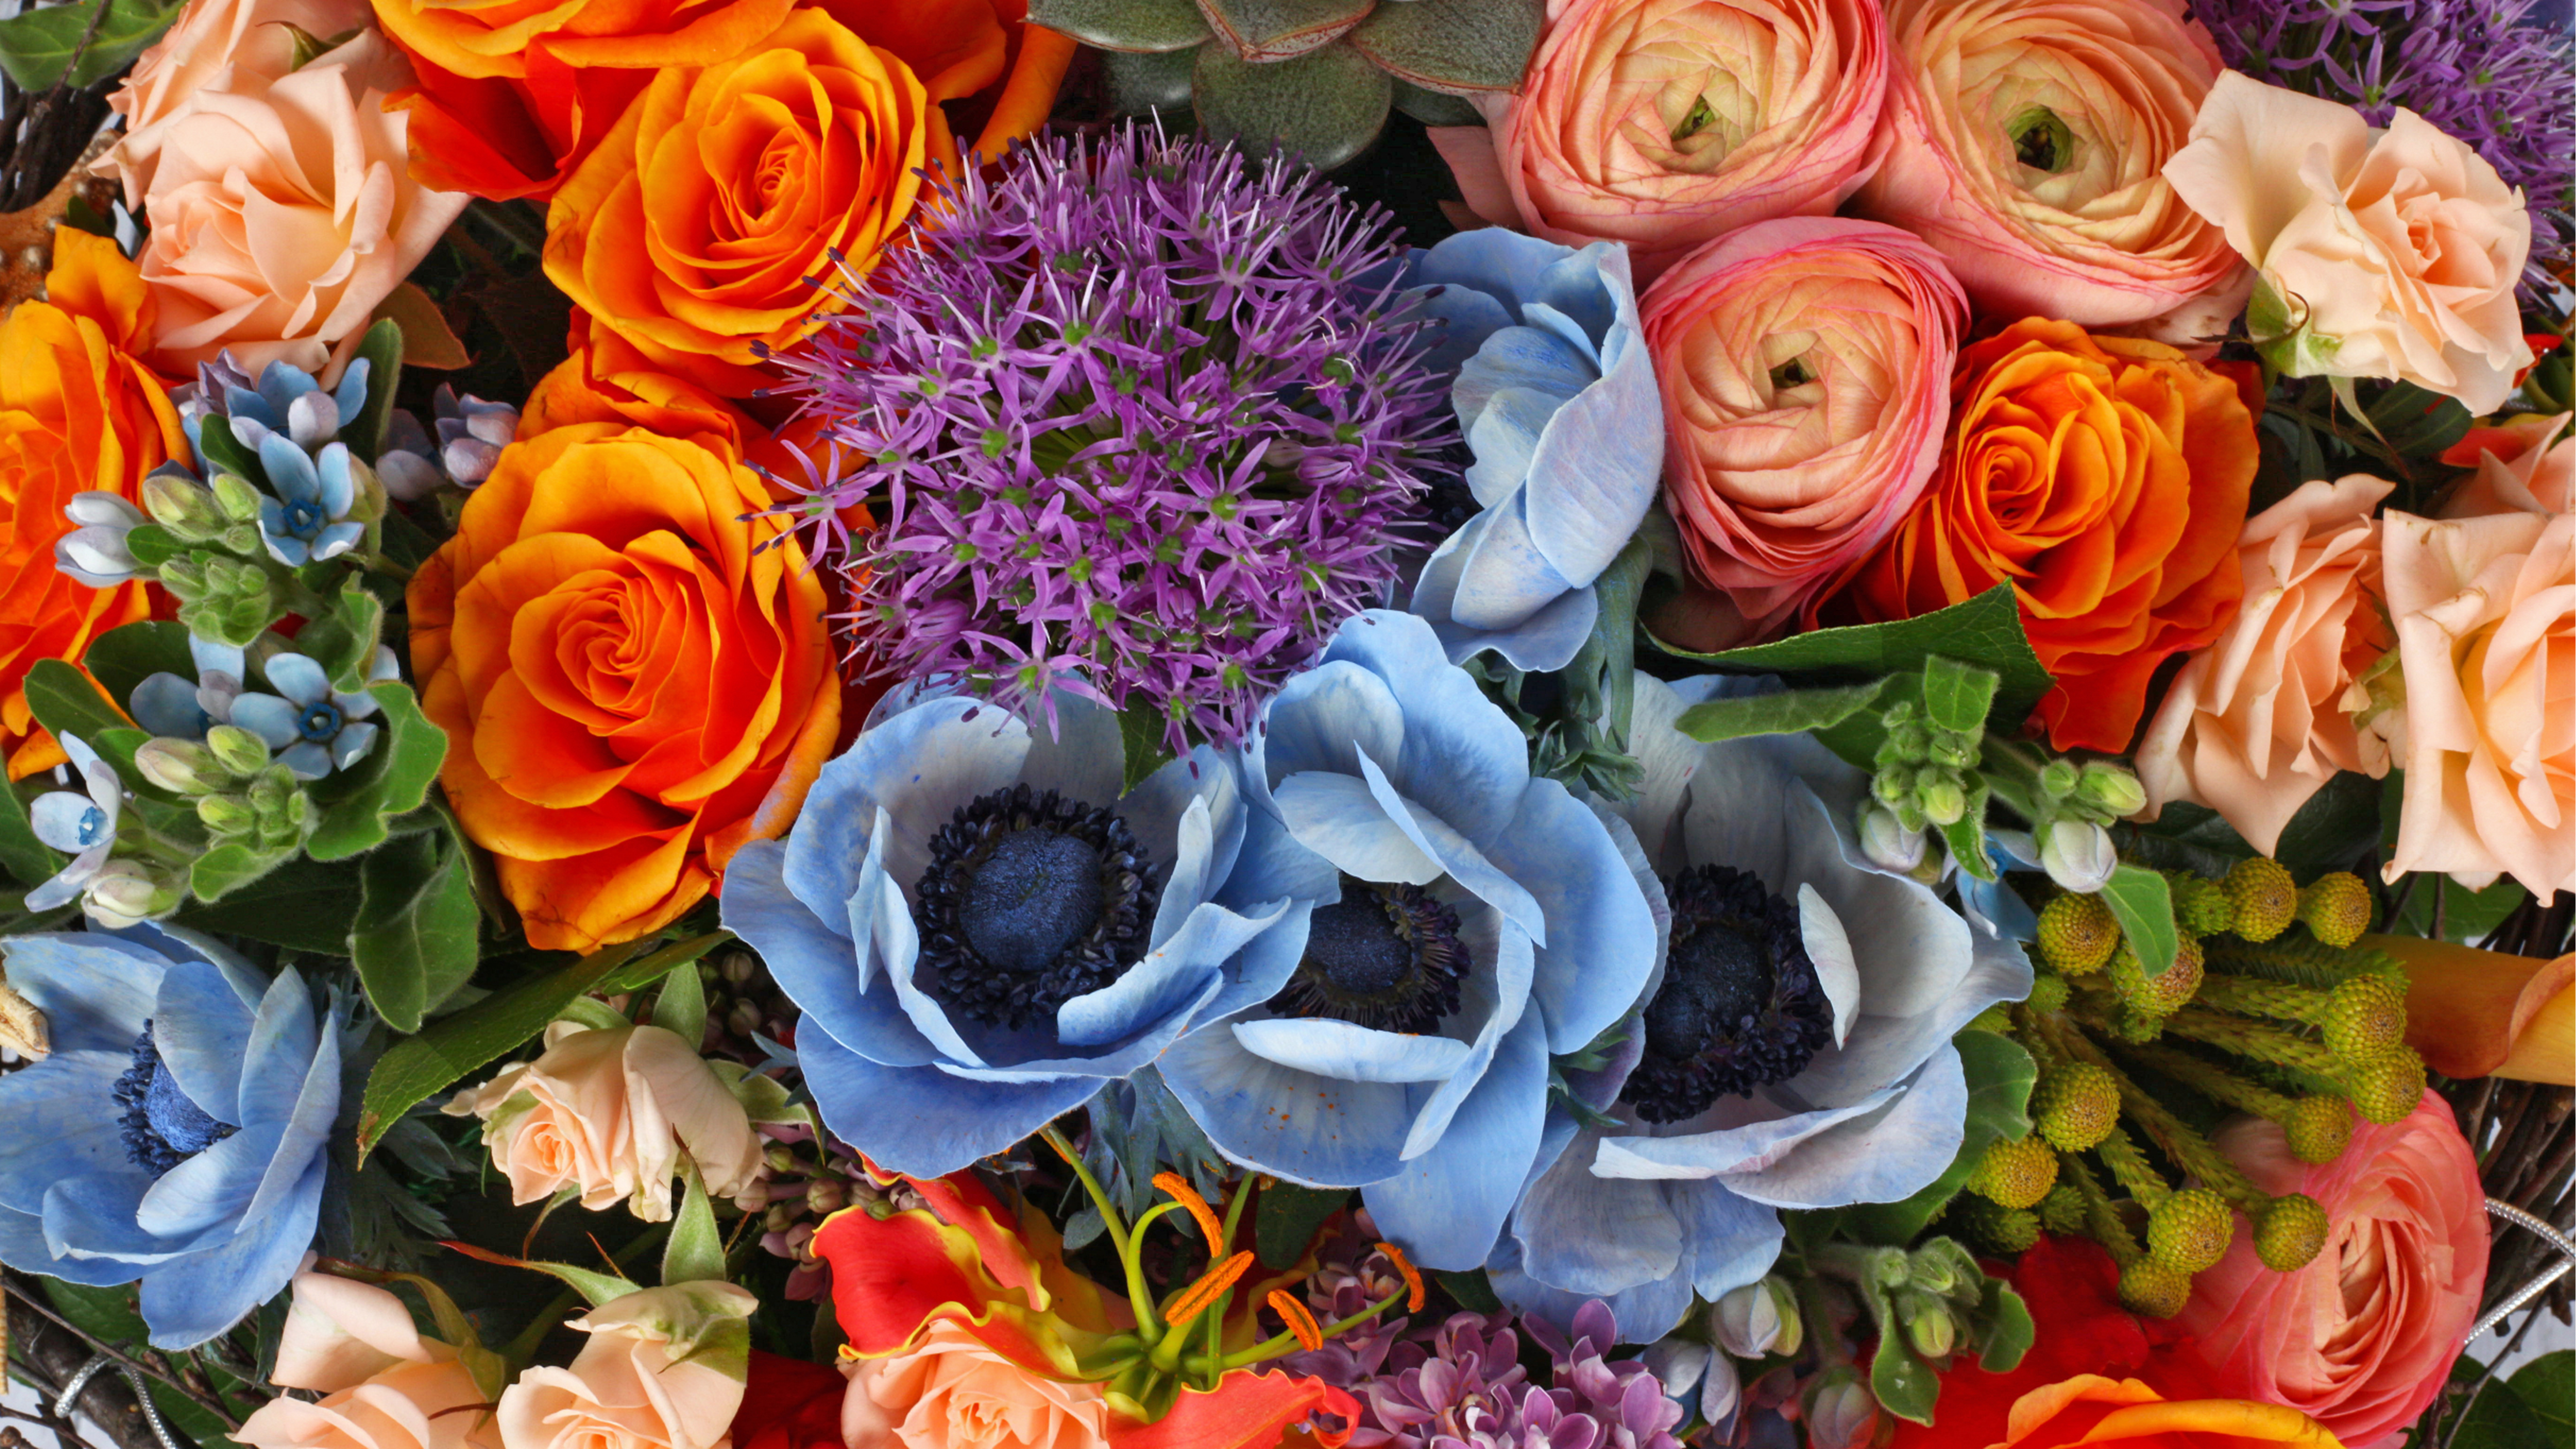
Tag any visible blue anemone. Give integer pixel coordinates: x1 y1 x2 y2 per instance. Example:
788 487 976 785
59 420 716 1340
720 692 1304 1178
0 924 346 1348
1157 611 1660 1271
1402 232 1662 672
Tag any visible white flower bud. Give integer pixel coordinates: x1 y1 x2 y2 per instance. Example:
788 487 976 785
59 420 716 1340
1858 804 1929 873
2040 818 2119 894
1805 1372 1879 1449
2075 761 2148 817
287 390 341 449
1712 1277 1802 1359
83 860 181 929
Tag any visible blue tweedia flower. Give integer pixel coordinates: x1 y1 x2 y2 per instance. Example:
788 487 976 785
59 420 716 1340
228 650 394 779
0 923 346 1348
1485 676 2031 1342
178 355 369 469
26 736 123 912
129 638 248 741
1155 611 1662 1273
718 691 1306 1178
1403 231 1664 673
254 435 365 567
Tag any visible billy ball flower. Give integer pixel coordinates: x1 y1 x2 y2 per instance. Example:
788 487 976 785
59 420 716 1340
765 124 1458 753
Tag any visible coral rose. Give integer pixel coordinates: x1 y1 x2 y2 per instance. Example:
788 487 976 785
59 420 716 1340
2164 73 2534 415
406 421 840 951
129 29 468 374
1642 216 1968 636
2360 503 2572 900
2135 476 2394 855
443 1020 768 1219
1853 0 2244 334
497 1285 754 1449
1429 0 1887 286
237 1271 501 1449
844 1320 1113 1449
100 0 372 203
0 231 186 778
2172 1092 2486 1449
1841 317 2255 751
2442 412 2571 519
1989 1377 2344 1449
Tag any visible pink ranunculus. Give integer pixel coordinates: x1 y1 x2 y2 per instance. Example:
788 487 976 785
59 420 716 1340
1641 216 1968 636
2173 1092 2488 1449
1852 0 2244 334
129 29 466 376
497 1285 755 1449
98 0 373 204
842 1320 1114 1449
237 1272 501 1449
1429 0 1887 287
2134 475 2396 855
2442 412 2572 519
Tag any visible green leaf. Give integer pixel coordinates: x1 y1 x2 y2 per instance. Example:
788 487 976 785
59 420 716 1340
295 579 389 694
309 682 449 860
1939 778 1997 882
596 930 729 997
1672 681 1885 743
2510 1351 2573 1445
1348 0 1541 93
1193 38 1391 172
1392 78 1482 125
651 958 708 1044
2449 1352 2554 1449
353 832 482 1033
123 524 181 569
1104 44 1197 113
339 319 405 464
1195 0 1370 62
1119 703 1176 796
37 1281 237 1444
23 657 138 763
1845 1031 2037 1244
438 1240 641 1308
0 0 183 91
1649 584 2052 724
1434 1269 1501 1314
173 855 364 950
2100 865 2178 979
1028 0 1210 51
1920 657 2001 735
1969 1278 2034 1373
1868 1324 1940 1426
2395 874 2529 944
1255 1182 1349 1269
0 780 63 888
2269 769 2382 876
190 840 294 902
79 621 198 714
662 1170 725 1285
2365 380 2472 463
196 414 263 486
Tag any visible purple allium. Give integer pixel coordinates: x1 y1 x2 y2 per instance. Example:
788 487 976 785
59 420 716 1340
765 124 1457 752
2188 0 2574 292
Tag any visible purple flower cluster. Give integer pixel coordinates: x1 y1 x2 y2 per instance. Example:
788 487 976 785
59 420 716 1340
2189 0 2574 291
766 125 1456 751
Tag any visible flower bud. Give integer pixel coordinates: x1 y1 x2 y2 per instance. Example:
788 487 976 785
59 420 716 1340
2039 819 2118 893
56 524 143 587
1873 766 1912 806
196 793 257 836
1899 1292 1957 1359
135 738 225 795
1920 776 1968 827
377 450 443 502
2074 762 2147 817
1926 731 1978 769
805 1178 846 1215
205 725 270 777
142 470 224 536
1643 1339 1732 1428
1858 805 1928 873
1712 1277 1802 1359
210 471 265 525
2038 757 2080 799
83 860 181 929
1804 1371 1879 1449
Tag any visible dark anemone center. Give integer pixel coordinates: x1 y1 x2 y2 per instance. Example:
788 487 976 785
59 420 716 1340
1267 878 1466 1035
914 783 1158 1030
115 1023 234 1177
1620 864 1833 1124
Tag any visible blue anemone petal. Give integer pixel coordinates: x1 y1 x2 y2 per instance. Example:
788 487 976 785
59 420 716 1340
1360 1012 1550 1271
136 1153 324 1349
151 960 256 1126
794 1025 1103 1180
0 1053 143 1216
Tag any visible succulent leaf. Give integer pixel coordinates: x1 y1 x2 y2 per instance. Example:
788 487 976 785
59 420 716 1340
1393 77 1482 125
1194 0 1373 62
1029 0 1211 52
1106 44 1198 112
1348 0 1542 94
1193 39 1392 170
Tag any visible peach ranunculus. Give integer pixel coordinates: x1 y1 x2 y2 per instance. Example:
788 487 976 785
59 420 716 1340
1841 317 2255 752
236 1271 502 1449
2358 501 2573 900
2164 73 2534 417
2441 411 2572 519
1428 0 1888 286
443 1019 770 1219
1991 1377 2345 1449
1853 0 2245 335
2171 1093 2486 1449
497 1285 756 1449
842 1320 1112 1449
100 0 373 203
128 29 468 376
405 421 841 950
1642 216 1969 636
2134 476 2395 856
0 230 187 778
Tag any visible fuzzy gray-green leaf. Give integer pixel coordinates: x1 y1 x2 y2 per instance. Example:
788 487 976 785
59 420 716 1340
1349 0 1540 93
1193 38 1390 171
1195 0 1371 61
1029 0 1210 51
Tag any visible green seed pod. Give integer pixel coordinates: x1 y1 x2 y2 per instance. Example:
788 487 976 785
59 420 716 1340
2034 1062 2121 1152
2282 1095 2354 1165
2223 857 2297 943
2321 974 2408 1064
2117 1257 2192 1319
2037 1184 2088 1235
2110 935 2205 1016
2146 1188 2235 1274
2345 1047 2429 1125
2294 872 2374 948
2029 973 2072 1014
2037 892 2121 976
2168 873 2236 937
2256 1194 2331 1271
1969 1135 2059 1210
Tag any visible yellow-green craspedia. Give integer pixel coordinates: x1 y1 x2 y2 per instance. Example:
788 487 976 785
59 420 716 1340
2321 973 2409 1064
2118 1256 2193 1318
2037 892 2120 975
2223 857 2297 942
2038 1184 2087 1235
2256 1193 2331 1271
2146 1188 2235 1273
2282 1095 2354 1164
1951 1194 2043 1254
2295 872 2373 947
1967 1003 2014 1034
2028 973 2072 1014
2110 934 2205 1015
2033 1062 2120 1151
2169 872 2235 937
1969 1134 2059 1209
2346 1046 2429 1124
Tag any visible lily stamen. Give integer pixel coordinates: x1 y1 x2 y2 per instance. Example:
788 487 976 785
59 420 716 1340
1164 1249 1256 1327
1267 1291 1323 1351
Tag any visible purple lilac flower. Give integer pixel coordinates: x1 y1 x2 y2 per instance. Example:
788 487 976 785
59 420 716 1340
2189 0 2574 293
764 124 1457 752
1314 1300 1687 1449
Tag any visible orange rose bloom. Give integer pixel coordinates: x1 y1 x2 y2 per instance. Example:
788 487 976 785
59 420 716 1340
0 231 187 778
1844 318 2253 751
1992 1376 2344 1449
407 421 840 951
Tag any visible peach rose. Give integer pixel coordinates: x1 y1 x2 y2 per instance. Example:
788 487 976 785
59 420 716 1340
841 1320 1112 1449
1430 0 1887 286
1991 1377 2345 1449
2360 502 2573 900
445 1020 767 1218
237 1271 500 1449
2441 411 2571 519
1643 216 1968 635
498 1285 755 1449
129 29 468 375
0 230 186 778
2135 476 2395 855
1853 0 2244 333
2164 73 2534 415
406 421 841 950
99 0 373 204
2172 1093 2486 1449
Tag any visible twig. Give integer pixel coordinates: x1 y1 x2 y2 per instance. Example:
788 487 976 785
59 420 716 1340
0 1271 240 1432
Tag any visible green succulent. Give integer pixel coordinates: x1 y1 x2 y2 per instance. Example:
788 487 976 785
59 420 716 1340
1031 0 1542 169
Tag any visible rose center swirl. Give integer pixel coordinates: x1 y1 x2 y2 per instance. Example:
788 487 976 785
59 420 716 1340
1266 876 1467 1035
1620 864 1833 1124
913 783 1160 1030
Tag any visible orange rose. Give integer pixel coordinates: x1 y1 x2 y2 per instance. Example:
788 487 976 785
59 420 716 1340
407 421 840 951
0 232 187 778
1992 1377 2344 1449
1842 318 2253 751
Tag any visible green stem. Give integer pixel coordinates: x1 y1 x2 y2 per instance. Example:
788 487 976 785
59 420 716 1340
1213 1282 1407 1372
359 550 416 583
2159 1007 2341 1079
1198 1178 1257 1389
2113 1041 2297 1122
1040 1125 1157 1345
2057 1026 2267 1215
2093 1123 2173 1209
2060 1153 2142 1268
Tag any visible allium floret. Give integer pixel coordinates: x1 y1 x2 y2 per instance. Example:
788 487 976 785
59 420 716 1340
767 124 1458 751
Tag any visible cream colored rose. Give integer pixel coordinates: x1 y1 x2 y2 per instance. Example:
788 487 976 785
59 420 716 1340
498 1285 754 1449
2136 476 2394 856
842 1321 1112 1449
98 0 373 204
445 1021 767 1221
2165 72 2535 415
237 1272 500 1449
2362 506 2572 901
2443 412 2572 519
130 30 466 375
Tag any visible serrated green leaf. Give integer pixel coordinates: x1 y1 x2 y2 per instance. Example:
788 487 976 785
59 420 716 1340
1672 681 1884 744
1650 584 2052 724
353 832 481 1033
1194 39 1391 171
1845 1031 2036 1244
1348 0 1539 93
1255 1181 1348 1269
339 319 404 464
0 0 183 91
2101 864 2177 979
1028 0 1209 51
1119 702 1176 795
0 779 64 888
1920 657 2000 735
173 855 364 949
309 682 448 860
1198 0 1371 61
662 1171 725 1285
651 958 708 1044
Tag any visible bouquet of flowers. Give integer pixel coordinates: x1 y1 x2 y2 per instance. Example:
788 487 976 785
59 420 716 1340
0 0 2567 1446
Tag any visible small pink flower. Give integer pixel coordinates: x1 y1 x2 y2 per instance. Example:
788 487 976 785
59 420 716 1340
236 1273 500 1449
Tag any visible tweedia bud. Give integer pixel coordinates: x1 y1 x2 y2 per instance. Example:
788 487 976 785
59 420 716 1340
1712 1278 1802 1359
